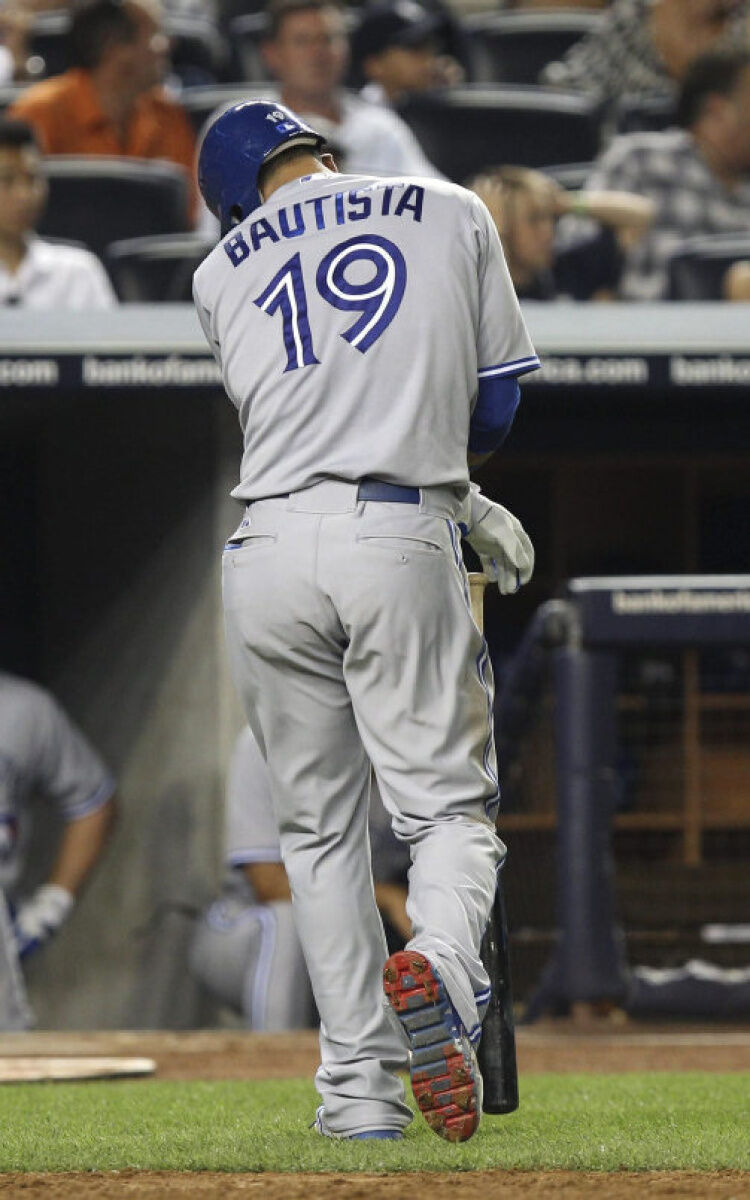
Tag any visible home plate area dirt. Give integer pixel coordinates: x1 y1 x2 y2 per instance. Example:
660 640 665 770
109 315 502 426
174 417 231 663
1 1024 748 1199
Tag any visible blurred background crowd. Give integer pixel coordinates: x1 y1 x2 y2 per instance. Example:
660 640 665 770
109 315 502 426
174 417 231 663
2 0 750 306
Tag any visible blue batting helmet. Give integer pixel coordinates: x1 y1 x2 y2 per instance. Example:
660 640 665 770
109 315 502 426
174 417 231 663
198 99 327 233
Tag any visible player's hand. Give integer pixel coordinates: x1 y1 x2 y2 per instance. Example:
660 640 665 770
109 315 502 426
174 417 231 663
13 884 74 959
462 484 534 595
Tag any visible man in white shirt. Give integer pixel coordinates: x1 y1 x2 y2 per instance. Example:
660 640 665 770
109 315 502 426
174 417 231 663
260 0 441 178
0 117 116 308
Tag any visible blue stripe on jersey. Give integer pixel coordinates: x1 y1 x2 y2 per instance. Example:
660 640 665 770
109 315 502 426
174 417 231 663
476 641 500 812
445 520 500 820
227 846 281 866
469 375 520 453
478 355 540 379
62 776 116 821
249 905 277 1029
446 518 470 606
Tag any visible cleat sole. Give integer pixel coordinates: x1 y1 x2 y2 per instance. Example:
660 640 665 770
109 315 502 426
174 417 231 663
383 950 480 1144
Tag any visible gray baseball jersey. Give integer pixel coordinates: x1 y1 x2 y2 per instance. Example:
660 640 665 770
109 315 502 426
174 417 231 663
193 171 538 501
0 672 115 896
190 726 410 1027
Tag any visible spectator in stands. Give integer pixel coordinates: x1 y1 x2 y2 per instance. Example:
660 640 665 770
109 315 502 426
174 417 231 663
541 0 747 125
585 47 750 300
260 0 441 176
351 1 463 106
0 669 118 1030
0 118 115 307
467 164 653 300
724 259 750 298
8 0 199 221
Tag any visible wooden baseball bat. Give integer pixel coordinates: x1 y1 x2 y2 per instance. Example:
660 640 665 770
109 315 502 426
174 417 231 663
468 571 520 1115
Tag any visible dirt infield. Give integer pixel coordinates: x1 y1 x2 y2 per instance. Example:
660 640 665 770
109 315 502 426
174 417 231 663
1 1025 749 1198
0 1170 747 1199
3 1022 750 1078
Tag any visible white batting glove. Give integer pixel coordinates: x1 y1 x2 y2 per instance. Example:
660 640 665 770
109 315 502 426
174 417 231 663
14 884 74 960
461 484 535 595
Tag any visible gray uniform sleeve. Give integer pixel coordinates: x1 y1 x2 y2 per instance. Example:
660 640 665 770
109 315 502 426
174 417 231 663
33 691 115 820
225 727 281 867
471 195 540 380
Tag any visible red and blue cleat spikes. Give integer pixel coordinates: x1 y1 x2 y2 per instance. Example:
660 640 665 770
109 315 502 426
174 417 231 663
383 950 481 1143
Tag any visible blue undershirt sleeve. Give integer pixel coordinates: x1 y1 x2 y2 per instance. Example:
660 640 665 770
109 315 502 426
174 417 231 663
469 375 521 453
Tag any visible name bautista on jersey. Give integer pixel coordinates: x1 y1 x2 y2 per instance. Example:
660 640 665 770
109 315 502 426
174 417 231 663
223 182 425 268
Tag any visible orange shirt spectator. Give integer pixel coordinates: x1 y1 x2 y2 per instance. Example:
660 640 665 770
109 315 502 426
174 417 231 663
9 0 198 223
10 68 197 219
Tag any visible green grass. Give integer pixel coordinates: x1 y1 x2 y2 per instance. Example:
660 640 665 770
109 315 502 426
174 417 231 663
0 1074 748 1174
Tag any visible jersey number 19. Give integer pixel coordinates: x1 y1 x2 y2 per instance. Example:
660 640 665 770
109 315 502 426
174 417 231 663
253 235 407 373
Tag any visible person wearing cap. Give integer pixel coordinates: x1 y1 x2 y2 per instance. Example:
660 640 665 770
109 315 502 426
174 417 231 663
352 0 463 107
260 0 442 177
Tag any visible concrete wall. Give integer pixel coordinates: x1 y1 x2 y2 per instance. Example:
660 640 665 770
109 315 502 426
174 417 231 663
15 390 245 1028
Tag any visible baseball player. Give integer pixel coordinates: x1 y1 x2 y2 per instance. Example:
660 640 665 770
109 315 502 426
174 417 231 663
189 725 411 1029
0 670 117 1029
193 100 539 1142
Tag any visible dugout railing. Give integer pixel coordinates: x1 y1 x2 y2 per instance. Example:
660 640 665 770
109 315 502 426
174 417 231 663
495 576 750 1020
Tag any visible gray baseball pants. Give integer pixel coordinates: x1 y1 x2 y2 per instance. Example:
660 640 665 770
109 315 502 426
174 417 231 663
222 480 504 1135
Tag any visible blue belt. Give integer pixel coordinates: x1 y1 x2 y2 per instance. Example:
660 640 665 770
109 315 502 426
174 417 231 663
357 478 420 504
256 479 421 505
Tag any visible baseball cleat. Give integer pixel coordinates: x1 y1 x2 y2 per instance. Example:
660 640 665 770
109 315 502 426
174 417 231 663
312 1107 404 1140
383 950 481 1143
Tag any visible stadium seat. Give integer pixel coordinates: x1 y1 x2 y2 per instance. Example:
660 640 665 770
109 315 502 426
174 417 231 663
163 16 229 87
0 84 27 115
541 161 593 191
227 12 273 82
218 0 268 31
27 10 69 79
105 234 216 302
464 10 603 86
666 234 750 301
181 83 269 135
396 86 602 182
615 93 677 135
37 158 190 261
